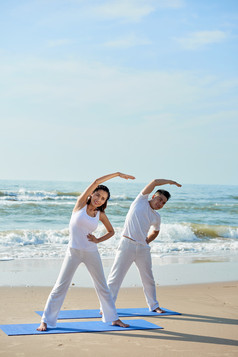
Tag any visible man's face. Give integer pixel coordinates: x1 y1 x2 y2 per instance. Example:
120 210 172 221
149 193 168 210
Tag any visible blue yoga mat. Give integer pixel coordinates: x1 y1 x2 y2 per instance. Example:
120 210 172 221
36 307 180 319
0 319 163 336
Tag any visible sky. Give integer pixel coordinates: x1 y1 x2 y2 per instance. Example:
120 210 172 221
0 0 237 185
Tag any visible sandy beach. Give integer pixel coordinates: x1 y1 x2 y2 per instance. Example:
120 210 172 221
0 281 238 357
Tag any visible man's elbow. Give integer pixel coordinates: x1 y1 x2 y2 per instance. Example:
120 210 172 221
154 230 159 238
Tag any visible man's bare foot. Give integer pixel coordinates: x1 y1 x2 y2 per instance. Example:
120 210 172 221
153 307 166 313
37 322 47 331
112 319 129 328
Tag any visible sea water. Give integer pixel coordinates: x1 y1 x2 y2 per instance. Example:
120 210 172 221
0 180 237 261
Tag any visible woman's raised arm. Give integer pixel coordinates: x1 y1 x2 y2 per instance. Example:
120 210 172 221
73 172 135 211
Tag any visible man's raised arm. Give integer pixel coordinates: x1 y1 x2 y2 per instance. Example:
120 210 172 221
141 179 182 195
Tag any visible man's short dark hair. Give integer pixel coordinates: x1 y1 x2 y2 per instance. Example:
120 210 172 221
155 189 171 201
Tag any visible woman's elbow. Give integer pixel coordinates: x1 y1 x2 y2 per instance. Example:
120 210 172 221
93 179 99 186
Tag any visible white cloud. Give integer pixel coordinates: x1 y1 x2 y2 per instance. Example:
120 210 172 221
157 0 185 9
47 39 75 48
10 0 184 28
176 30 228 50
90 0 155 22
103 34 152 48
90 0 184 22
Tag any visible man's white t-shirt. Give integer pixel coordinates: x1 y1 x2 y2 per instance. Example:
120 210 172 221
121 192 161 246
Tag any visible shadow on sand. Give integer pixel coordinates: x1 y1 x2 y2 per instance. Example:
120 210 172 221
99 312 238 347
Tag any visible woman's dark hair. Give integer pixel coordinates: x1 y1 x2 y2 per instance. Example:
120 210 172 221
86 185 110 212
155 189 171 201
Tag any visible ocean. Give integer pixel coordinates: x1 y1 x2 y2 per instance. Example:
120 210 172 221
0 180 237 262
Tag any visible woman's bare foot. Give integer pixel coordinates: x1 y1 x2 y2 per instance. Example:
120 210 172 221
153 307 166 313
112 319 129 328
37 322 47 331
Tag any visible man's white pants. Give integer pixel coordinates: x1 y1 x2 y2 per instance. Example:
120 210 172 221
41 247 118 327
107 237 159 311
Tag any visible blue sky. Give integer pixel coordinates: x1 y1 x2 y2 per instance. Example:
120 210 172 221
0 0 237 185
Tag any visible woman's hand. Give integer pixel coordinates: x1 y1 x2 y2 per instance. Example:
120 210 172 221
118 172 135 180
87 234 98 243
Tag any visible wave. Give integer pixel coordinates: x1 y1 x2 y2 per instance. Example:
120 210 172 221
166 204 237 212
1 223 238 260
1 223 237 247
56 191 81 197
159 223 238 242
110 194 134 201
151 240 238 258
187 223 238 239
0 189 79 202
0 189 135 205
3 228 78 249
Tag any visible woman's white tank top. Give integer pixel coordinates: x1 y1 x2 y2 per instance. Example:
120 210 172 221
69 205 100 251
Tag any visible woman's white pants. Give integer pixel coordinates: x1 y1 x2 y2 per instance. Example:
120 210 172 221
41 247 118 327
107 237 159 311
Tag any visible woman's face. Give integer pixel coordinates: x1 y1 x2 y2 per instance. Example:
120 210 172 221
90 189 109 208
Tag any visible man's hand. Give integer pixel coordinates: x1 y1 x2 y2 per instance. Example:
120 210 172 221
165 180 182 187
146 230 159 244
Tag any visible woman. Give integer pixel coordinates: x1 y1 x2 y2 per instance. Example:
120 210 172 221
37 172 135 331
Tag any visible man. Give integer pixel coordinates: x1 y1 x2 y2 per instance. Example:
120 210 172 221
107 179 182 313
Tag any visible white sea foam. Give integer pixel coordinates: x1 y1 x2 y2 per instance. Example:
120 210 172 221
0 189 132 203
158 223 199 242
1 223 238 260
151 240 238 258
226 227 238 238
